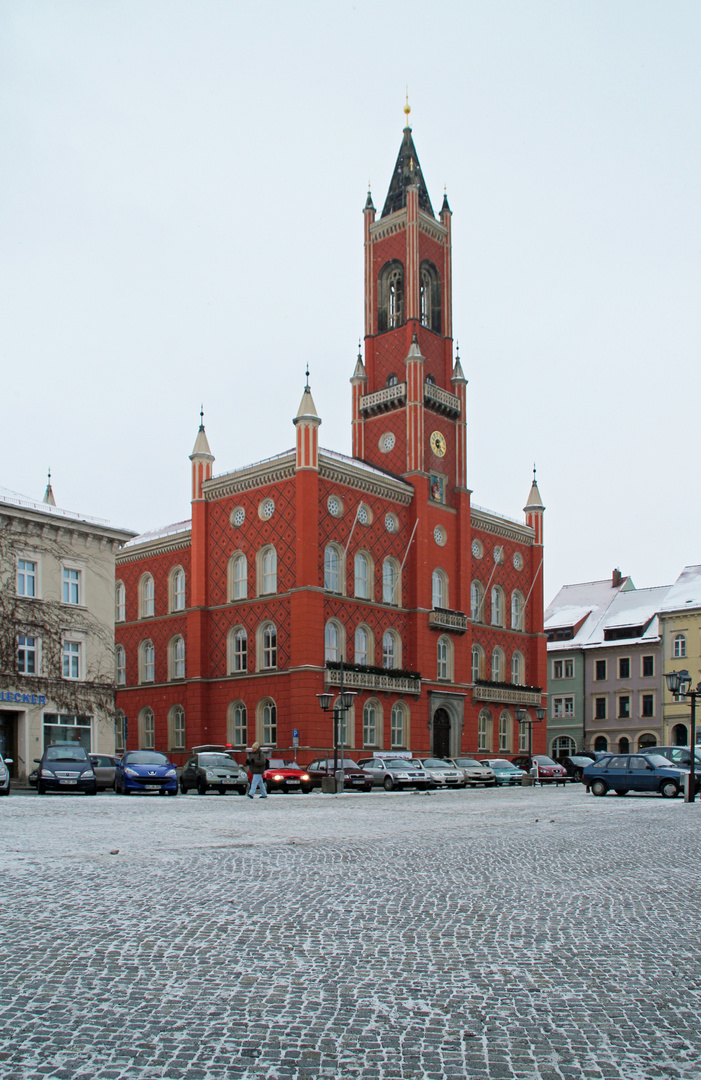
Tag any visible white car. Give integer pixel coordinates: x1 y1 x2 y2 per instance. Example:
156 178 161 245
447 757 496 786
416 758 466 788
357 757 431 792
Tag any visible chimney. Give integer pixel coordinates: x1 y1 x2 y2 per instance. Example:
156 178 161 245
612 568 622 588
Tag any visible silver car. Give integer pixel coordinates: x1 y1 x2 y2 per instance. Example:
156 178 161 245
357 756 431 792
447 757 496 787
417 758 466 788
0 753 12 796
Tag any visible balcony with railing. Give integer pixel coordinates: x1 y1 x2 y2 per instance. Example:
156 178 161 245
472 681 543 706
428 608 468 633
325 661 422 696
359 382 407 416
424 382 461 418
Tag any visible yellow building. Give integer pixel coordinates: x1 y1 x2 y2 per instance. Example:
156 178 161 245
658 565 701 746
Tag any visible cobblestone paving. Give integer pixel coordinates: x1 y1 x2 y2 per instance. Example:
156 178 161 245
1 786 700 1079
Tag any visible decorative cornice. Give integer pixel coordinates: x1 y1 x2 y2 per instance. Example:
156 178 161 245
204 455 296 500
117 535 191 563
418 216 448 243
319 458 413 505
471 510 535 545
369 211 407 242
0 510 132 549
473 685 543 706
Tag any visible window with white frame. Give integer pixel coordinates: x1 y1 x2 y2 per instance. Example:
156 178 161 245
139 574 154 618
354 552 370 599
18 634 38 675
325 620 340 662
63 567 82 606
552 696 574 718
491 586 504 627
391 702 407 748
230 627 247 672
437 636 450 680
382 559 400 605
324 545 342 593
355 625 369 665
170 705 186 750
335 697 353 747
260 699 277 745
511 590 524 630
228 701 247 747
115 710 126 752
432 569 447 609
260 547 277 595
673 633 686 658
229 553 248 601
172 568 186 611
115 581 126 622
140 640 155 683
470 580 483 621
140 707 155 749
491 647 504 682
477 709 490 752
382 630 398 669
17 558 37 597
62 640 81 680
471 644 483 683
552 735 576 758
116 644 126 685
171 636 185 679
511 651 524 686
499 711 510 752
363 701 379 746
262 623 277 669
518 719 528 752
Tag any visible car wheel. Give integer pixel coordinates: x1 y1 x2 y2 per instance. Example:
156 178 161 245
302 786 313 794
197 781 207 796
573 769 583 782
86 785 97 796
615 789 628 796
168 787 178 796
383 776 395 792
218 787 226 795
591 779 608 797
37 782 45 795
660 780 679 799
179 780 188 794
237 787 247 796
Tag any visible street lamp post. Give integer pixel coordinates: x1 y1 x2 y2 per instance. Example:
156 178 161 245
515 704 547 759
664 669 698 804
317 663 356 793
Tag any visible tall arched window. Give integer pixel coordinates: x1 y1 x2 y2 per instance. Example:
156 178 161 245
594 735 608 752
363 700 380 747
382 630 400 670
115 710 126 753
498 710 511 752
115 582 126 622
355 624 370 665
229 626 247 672
324 545 342 593
259 699 277 746
432 569 448 609
325 620 344 663
140 640 155 683
171 567 186 611
169 705 186 750
354 552 370 599
170 635 185 679
259 547 277 596
437 636 451 681
228 701 247 747
491 586 504 627
477 708 491 752
116 644 126 686
491 647 504 682
382 559 400 605
391 702 408 748
230 553 248 601
261 623 277 669
673 633 687 658
419 261 441 332
511 590 524 631
511 651 524 686
471 644 483 683
378 260 404 333
470 581 483 621
140 574 155 618
139 707 155 750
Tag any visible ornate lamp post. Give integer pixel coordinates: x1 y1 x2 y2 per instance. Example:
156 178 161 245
317 678 357 793
664 669 697 803
515 704 547 759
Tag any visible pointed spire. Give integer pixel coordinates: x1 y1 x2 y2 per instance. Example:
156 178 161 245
295 369 320 421
43 468 56 506
407 331 424 359
381 111 434 219
525 465 545 511
352 342 366 380
190 406 213 460
440 190 451 215
365 188 375 211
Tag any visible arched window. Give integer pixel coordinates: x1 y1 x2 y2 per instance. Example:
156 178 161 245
355 624 371 665
638 733 657 750
116 644 126 686
140 640 155 683
437 636 452 681
471 644 484 683
470 581 483 621
171 567 186 612
354 552 371 599
260 623 277 670
491 586 504 627
115 582 126 623
258 546 277 596
363 700 381 747
491 647 504 683
115 710 126 753
324 544 343 593
511 590 524 631
228 701 247 747
386 373 399 387
170 635 185 680
477 708 492 752
511 651 524 686
594 735 608 752
258 699 277 746
169 705 185 750
140 574 155 619
325 620 344 663
391 702 408 748
229 553 248 601
378 260 404 333
382 558 400 605
551 736 576 758
673 633 686 658
518 716 529 752
432 569 448 609
382 630 401 670
332 695 354 747
618 736 630 753
498 711 511 752
228 626 248 673
139 707 155 750
672 723 687 746
419 261 441 332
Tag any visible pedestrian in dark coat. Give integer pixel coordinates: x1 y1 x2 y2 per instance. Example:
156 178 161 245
246 742 268 798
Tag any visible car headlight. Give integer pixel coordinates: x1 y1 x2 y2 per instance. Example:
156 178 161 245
301 774 309 781
40 768 55 777
273 773 283 781
166 769 177 777
80 770 94 778
124 767 138 777
205 771 218 779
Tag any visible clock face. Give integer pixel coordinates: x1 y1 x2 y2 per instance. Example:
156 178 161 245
430 430 446 457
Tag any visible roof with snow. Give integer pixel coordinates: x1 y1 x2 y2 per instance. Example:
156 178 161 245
0 484 134 539
658 565 701 613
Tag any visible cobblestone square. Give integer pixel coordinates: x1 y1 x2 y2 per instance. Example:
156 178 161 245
1 786 700 1079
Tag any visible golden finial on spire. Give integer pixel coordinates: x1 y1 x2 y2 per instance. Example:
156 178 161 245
404 88 411 127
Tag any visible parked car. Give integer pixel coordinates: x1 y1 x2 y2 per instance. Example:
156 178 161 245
89 754 117 791
35 744 97 795
582 753 692 798
357 756 431 791
0 753 12 796
479 758 526 785
261 759 313 794
180 752 249 795
645 745 701 771
511 755 568 782
306 758 373 791
558 754 598 782
447 757 496 786
417 758 465 788
115 751 178 795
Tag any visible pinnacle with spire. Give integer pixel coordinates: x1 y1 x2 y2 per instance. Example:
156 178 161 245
381 98 434 219
190 406 213 459
43 468 56 506
525 465 545 511
295 368 320 420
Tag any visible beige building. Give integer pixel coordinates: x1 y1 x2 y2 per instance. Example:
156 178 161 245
658 565 701 747
0 481 134 779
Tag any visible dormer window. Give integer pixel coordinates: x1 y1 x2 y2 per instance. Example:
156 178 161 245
387 374 398 387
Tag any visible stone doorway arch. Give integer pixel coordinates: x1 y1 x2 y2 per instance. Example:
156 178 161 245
432 708 451 757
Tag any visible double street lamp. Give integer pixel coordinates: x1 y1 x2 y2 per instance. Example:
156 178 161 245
317 683 357 793
515 704 547 759
664 669 698 804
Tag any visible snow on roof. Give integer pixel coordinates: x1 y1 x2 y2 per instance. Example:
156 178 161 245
319 448 413 486
545 577 632 650
658 565 701 612
471 502 527 530
584 586 671 645
124 520 191 548
0 484 110 527
544 604 595 631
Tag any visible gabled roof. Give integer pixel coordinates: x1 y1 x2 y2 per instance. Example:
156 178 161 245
544 576 633 650
584 585 671 646
658 565 701 613
381 127 434 219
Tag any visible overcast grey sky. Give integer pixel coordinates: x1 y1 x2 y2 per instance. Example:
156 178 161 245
2 1 700 604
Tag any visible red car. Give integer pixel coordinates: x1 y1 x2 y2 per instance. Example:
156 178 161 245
259 758 313 794
511 754 568 782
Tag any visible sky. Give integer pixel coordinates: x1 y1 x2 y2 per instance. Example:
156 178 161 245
2 1 700 605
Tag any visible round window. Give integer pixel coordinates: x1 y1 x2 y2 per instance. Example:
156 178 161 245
358 505 369 525
493 545 503 565
230 506 245 528
385 513 398 534
380 432 395 454
471 539 483 559
434 525 446 547
513 552 523 571
259 498 275 520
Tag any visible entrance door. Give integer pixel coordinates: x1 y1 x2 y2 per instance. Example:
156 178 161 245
0 711 19 778
432 708 451 758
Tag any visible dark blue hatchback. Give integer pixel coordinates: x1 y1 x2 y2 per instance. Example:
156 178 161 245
115 751 178 796
582 753 690 799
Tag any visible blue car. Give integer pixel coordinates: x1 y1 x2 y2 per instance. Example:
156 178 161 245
115 751 178 796
582 752 690 799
